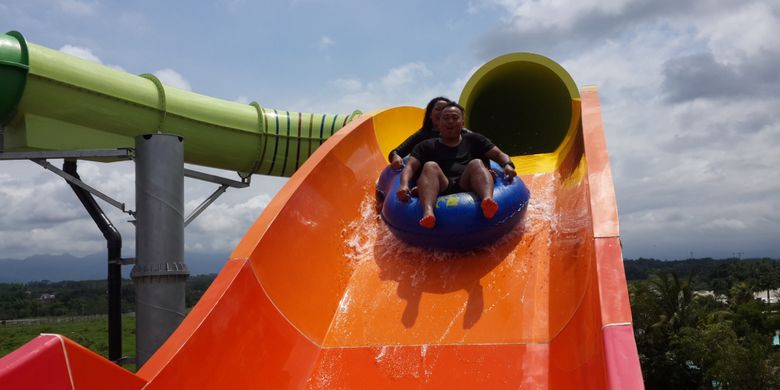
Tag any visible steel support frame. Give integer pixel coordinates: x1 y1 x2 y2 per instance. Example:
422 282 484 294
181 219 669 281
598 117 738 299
1 145 254 367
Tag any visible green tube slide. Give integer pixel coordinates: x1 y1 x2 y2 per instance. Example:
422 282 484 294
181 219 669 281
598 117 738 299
0 31 361 176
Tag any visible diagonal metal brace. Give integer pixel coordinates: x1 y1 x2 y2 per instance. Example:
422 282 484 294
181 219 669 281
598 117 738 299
182 167 250 228
31 158 133 215
184 184 229 228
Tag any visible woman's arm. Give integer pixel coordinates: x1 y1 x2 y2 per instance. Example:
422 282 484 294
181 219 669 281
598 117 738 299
388 129 428 167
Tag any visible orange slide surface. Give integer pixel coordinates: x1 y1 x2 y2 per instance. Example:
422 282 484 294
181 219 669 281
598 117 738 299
0 89 643 389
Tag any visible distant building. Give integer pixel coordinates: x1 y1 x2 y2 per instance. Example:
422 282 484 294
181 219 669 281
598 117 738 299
693 290 727 304
39 293 56 300
754 289 779 304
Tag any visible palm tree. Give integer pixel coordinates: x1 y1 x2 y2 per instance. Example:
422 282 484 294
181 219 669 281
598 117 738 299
648 272 694 330
728 281 754 307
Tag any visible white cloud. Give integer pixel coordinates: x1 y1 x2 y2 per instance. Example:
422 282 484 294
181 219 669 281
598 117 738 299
484 0 630 31
703 218 748 231
4 0 780 261
319 35 334 49
58 0 96 16
695 1 780 61
234 96 251 104
58 45 127 72
153 68 192 91
470 0 780 259
447 65 480 98
291 62 442 114
378 62 432 91
467 1 480 14
184 178 276 253
0 159 283 260
0 160 133 259
59 45 103 64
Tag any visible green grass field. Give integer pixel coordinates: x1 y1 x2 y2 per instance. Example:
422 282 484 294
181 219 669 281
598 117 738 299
0 314 136 371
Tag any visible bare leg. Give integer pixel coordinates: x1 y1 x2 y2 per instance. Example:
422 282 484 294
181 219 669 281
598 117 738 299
417 161 448 228
459 159 498 219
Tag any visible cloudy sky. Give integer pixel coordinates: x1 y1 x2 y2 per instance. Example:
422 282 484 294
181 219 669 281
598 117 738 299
1 0 778 262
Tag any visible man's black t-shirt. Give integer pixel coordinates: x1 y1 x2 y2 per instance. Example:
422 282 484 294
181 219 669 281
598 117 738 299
410 131 495 179
389 128 473 161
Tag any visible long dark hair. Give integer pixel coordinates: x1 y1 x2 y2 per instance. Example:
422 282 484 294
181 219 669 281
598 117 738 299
421 96 451 131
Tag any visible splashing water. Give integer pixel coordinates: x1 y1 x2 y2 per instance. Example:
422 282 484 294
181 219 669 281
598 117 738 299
341 176 563 266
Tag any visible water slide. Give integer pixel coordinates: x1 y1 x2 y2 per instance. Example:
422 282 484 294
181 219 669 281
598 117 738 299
0 31 644 388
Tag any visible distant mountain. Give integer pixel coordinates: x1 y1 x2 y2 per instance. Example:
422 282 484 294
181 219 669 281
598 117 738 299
0 252 229 283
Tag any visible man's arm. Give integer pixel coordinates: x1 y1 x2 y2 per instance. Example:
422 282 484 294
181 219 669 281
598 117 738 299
397 156 421 202
484 146 517 179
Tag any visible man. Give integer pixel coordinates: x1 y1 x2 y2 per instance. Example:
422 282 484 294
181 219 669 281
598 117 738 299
396 102 517 229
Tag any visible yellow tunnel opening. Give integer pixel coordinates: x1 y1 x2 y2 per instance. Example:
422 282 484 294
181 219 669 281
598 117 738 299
459 53 580 157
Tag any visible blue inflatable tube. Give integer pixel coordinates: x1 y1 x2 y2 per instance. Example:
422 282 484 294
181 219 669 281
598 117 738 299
376 160 530 251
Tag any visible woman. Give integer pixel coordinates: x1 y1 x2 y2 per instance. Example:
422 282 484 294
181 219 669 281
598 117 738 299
388 96 451 170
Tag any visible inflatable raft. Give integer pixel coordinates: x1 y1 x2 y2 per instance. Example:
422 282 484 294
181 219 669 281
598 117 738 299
376 161 530 250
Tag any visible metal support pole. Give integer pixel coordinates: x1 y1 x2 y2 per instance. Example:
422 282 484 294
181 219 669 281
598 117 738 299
132 134 188 367
61 160 123 363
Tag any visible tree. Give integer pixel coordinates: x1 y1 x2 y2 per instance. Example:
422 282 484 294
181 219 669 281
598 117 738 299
632 274 702 389
728 282 754 307
630 269 780 389
672 321 779 389
648 272 694 330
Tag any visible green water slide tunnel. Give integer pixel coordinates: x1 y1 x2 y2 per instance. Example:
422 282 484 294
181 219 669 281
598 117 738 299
0 31 361 176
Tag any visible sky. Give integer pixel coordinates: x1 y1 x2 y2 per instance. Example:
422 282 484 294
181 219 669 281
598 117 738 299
0 0 778 262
